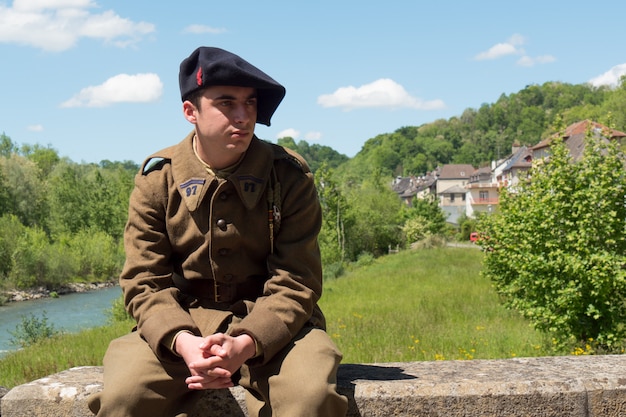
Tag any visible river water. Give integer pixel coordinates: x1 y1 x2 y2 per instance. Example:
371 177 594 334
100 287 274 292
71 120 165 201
0 286 122 357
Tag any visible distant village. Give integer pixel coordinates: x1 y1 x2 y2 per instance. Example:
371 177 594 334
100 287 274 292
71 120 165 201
392 120 626 225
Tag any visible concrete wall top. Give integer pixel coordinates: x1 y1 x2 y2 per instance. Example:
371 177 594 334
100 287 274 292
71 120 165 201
2 355 626 416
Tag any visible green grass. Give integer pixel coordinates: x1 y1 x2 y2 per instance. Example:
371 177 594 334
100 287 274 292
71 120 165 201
0 247 555 389
320 247 552 363
0 320 133 388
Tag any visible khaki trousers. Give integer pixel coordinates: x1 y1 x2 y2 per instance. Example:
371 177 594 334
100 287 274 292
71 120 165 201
88 324 348 417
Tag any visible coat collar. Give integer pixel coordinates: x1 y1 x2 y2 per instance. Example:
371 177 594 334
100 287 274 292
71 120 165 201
170 131 274 212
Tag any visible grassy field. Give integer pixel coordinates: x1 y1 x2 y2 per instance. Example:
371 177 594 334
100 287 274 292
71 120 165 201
321 247 551 363
0 246 556 389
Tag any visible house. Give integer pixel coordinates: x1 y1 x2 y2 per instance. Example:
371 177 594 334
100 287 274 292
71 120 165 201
465 145 533 217
436 164 474 224
497 145 532 190
531 120 626 161
391 120 626 223
392 176 419 206
465 165 499 218
391 171 438 207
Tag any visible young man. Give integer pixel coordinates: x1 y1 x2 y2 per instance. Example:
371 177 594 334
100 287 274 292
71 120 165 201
88 47 348 417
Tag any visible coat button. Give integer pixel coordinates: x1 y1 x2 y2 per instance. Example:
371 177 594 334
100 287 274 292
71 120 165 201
223 274 234 282
218 248 230 256
216 218 227 229
219 192 228 200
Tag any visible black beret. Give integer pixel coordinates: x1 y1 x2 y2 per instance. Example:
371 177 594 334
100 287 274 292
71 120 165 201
179 47 286 126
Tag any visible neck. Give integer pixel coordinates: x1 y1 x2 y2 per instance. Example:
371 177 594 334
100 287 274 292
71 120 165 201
193 135 249 170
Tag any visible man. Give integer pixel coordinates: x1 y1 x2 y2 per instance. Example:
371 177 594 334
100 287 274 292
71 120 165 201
88 46 348 417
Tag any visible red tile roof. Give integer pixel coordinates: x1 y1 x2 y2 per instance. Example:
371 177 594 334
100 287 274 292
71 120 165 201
532 120 626 151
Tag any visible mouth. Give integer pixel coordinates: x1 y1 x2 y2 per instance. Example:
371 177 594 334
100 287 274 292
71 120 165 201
231 129 251 138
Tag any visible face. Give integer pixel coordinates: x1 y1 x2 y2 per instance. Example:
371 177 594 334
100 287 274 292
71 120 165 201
183 85 258 169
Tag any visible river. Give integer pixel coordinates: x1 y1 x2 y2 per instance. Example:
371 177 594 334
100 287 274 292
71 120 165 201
0 286 122 357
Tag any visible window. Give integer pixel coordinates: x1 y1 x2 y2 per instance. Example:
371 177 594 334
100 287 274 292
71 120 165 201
479 191 488 202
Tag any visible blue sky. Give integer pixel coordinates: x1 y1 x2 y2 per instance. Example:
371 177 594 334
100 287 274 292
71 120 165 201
1 0 625 164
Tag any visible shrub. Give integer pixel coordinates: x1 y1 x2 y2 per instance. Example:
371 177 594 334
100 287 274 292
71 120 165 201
478 121 626 351
106 295 131 323
9 311 59 348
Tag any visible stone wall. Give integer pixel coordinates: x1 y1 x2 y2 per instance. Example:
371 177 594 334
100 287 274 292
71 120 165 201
3 355 626 416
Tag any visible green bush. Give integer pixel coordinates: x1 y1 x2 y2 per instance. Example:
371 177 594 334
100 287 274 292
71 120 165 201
66 229 124 281
106 294 131 323
322 261 344 281
9 311 59 348
8 226 51 288
478 121 626 351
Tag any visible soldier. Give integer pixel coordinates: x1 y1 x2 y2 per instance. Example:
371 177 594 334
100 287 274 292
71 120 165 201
88 46 348 417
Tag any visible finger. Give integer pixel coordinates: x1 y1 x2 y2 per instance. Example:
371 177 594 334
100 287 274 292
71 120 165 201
208 343 227 357
199 333 226 349
189 357 230 373
187 376 234 390
188 364 232 378
185 374 220 386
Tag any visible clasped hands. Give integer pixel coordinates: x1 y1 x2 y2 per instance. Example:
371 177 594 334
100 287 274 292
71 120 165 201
175 332 256 390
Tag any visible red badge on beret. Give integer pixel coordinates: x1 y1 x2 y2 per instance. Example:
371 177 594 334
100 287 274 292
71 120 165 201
196 67 202 86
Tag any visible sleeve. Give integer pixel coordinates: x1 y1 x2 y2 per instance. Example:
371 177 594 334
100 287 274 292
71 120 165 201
230 159 323 365
120 168 200 359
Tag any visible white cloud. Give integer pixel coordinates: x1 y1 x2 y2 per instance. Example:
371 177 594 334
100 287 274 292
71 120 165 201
183 24 226 35
475 43 520 60
475 34 526 61
12 0 95 11
61 73 163 108
0 1 155 51
475 34 555 68
589 63 626 87
317 78 445 111
277 128 300 139
27 124 44 132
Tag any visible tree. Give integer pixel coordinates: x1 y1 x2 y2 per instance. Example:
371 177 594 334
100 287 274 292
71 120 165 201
277 137 348 172
47 162 91 235
0 133 17 157
22 144 61 178
47 162 133 238
315 164 348 269
0 154 48 229
401 194 448 244
478 121 626 351
342 169 404 259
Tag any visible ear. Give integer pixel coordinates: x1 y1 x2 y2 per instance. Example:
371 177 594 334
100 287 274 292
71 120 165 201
182 100 197 124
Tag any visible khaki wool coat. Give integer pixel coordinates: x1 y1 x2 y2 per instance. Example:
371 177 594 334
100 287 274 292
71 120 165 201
121 132 325 366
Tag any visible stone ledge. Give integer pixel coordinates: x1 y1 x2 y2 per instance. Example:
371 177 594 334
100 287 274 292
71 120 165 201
2 355 626 416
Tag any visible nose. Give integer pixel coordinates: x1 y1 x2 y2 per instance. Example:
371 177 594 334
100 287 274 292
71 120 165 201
232 103 252 125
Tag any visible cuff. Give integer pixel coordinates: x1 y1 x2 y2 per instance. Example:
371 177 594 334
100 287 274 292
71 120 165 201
164 330 194 357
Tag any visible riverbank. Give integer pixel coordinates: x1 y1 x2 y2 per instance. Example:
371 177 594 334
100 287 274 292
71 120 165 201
0 285 124 362
1 282 117 304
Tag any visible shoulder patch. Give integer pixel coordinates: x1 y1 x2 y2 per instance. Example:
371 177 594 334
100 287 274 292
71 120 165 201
142 157 170 175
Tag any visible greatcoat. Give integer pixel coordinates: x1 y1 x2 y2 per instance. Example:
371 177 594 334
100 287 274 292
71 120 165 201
121 131 325 366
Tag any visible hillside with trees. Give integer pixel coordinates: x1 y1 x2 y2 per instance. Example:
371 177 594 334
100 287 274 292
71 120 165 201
1 77 626 297
308 78 626 271
338 79 626 179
